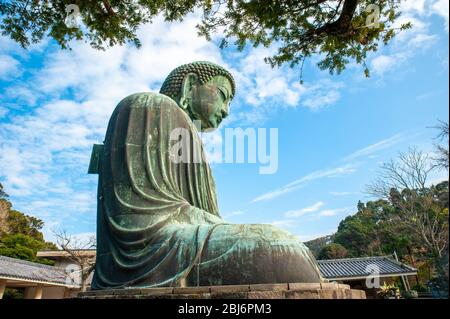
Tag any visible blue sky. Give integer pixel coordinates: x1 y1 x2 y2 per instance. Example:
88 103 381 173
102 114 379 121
0 0 448 243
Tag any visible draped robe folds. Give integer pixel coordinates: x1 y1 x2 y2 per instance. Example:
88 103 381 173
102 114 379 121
91 92 323 289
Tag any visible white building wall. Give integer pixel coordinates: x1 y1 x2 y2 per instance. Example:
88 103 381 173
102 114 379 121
24 286 67 299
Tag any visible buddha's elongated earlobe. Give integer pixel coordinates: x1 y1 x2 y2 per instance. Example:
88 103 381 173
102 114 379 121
179 96 188 109
180 73 197 110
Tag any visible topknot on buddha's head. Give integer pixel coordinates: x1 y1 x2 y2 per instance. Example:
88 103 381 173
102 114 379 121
159 61 236 101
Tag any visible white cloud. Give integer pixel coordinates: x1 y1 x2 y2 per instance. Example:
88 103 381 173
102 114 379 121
416 90 440 100
317 208 349 217
371 55 398 75
251 133 404 203
0 54 21 80
330 191 355 196
431 0 449 30
401 0 427 15
317 210 338 217
0 107 8 118
222 210 245 219
0 36 19 54
365 0 446 78
284 201 325 218
251 164 356 202
283 203 350 219
343 133 404 161
235 46 307 108
269 219 297 229
408 33 439 49
296 232 331 242
0 35 47 56
301 80 344 110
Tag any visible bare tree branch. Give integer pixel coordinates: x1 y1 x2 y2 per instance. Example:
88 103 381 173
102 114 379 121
52 229 96 292
366 147 448 264
432 120 449 171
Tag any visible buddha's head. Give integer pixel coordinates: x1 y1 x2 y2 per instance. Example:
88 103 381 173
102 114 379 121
160 61 236 131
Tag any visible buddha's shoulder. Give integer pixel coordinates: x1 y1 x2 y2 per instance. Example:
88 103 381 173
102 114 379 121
117 92 179 110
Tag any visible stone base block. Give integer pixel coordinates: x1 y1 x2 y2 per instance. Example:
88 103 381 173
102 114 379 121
78 282 366 299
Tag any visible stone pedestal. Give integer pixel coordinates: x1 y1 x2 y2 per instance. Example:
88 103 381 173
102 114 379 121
78 282 366 299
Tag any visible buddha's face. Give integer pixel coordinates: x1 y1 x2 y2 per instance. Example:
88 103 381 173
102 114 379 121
187 75 233 131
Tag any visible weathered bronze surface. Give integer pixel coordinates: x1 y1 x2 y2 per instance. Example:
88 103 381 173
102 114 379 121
91 61 323 289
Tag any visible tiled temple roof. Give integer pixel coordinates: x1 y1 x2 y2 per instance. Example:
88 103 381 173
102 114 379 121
0 255 78 287
317 256 417 280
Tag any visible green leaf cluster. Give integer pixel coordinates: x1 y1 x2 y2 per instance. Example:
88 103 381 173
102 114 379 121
0 0 411 77
0 186 56 264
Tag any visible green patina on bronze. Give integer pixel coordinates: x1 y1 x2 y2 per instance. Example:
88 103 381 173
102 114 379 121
91 61 323 289
160 61 236 101
160 61 234 131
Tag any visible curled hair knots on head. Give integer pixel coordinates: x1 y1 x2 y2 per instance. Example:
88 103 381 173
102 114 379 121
159 61 236 101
